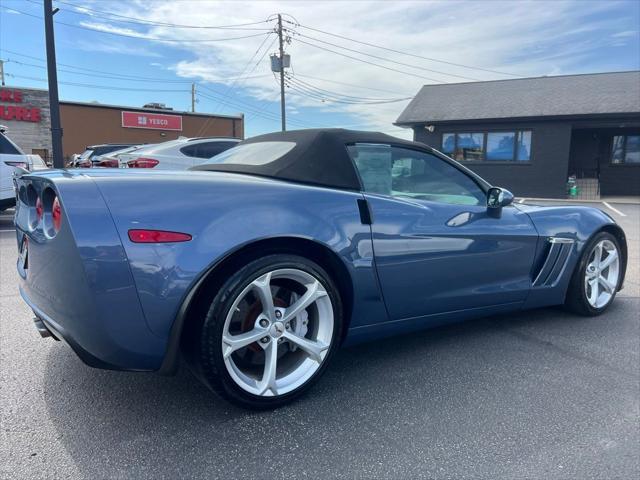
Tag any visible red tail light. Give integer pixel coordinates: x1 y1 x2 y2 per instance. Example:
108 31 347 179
128 229 192 243
35 196 43 221
127 158 159 168
52 196 62 232
97 158 119 168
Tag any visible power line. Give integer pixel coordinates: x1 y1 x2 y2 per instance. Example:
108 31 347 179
286 73 413 103
1 5 272 43
3 50 270 83
286 80 411 105
5 73 190 92
227 36 281 125
289 30 481 82
285 19 522 78
293 37 446 83
295 73 414 96
193 35 276 137
50 0 274 30
197 89 318 129
2 56 271 84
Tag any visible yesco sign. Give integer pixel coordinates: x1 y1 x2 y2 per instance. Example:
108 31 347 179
0 89 42 123
121 111 182 131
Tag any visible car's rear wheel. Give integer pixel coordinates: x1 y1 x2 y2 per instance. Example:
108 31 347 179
194 254 342 409
565 231 622 316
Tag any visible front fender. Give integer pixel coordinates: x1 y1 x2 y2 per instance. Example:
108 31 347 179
516 203 627 308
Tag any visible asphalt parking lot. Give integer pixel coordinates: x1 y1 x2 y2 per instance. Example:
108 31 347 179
1 201 638 479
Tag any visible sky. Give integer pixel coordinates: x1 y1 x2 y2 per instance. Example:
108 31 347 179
0 0 638 139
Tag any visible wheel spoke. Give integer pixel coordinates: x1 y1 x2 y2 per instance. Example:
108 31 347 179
593 243 603 268
257 341 279 395
588 278 599 305
251 272 275 321
283 331 328 363
282 280 327 323
222 328 266 359
599 251 618 270
598 275 615 294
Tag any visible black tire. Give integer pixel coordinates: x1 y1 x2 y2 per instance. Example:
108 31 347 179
564 231 622 316
190 254 343 409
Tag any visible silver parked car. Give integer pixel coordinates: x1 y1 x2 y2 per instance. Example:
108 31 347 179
121 137 240 169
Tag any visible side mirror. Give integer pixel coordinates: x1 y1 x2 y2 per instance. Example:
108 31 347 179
486 187 514 216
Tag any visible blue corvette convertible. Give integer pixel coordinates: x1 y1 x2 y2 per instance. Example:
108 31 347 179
15 129 627 408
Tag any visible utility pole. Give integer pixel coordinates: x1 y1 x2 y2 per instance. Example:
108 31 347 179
191 83 196 112
0 60 5 86
44 0 64 168
277 14 286 131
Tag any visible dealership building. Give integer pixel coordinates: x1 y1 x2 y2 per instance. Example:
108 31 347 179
0 86 244 162
396 71 640 198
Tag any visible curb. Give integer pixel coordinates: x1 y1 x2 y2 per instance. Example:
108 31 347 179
516 197 640 205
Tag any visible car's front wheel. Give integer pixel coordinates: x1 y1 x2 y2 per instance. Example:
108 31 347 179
565 231 622 316
193 254 343 409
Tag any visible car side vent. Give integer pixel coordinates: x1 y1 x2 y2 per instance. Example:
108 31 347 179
532 237 575 287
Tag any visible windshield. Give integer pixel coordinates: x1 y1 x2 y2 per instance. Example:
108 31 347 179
201 141 296 166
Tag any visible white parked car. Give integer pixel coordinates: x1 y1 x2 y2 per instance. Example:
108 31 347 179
122 137 240 169
0 126 47 212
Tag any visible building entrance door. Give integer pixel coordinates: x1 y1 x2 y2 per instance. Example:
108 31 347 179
568 129 601 199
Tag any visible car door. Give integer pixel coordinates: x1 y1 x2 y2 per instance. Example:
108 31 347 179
348 143 538 321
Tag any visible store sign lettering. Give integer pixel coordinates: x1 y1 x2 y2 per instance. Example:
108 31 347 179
0 89 42 123
121 111 182 131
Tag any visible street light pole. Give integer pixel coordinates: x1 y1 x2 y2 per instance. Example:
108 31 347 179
43 0 64 168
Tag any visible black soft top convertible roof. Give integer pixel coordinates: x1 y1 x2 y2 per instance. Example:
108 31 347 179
192 128 423 191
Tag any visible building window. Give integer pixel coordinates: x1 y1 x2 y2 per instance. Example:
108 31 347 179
442 130 532 162
612 135 640 164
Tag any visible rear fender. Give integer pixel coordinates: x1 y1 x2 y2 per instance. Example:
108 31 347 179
94 173 384 344
15 172 165 370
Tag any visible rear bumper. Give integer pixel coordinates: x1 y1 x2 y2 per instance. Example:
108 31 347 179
20 287 149 371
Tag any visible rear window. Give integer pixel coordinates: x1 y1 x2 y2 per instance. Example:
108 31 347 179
181 141 238 159
91 145 131 157
201 141 296 166
31 156 46 166
78 149 94 160
0 132 23 155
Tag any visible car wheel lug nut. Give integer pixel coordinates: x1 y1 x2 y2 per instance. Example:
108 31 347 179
260 337 270 344
275 310 282 319
259 319 269 328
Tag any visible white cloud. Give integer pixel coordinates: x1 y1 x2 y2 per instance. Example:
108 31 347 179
612 30 638 38
66 0 640 136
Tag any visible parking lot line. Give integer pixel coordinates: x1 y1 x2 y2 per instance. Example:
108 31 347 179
602 201 627 217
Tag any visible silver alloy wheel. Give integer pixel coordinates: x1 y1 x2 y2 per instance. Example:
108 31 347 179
221 268 334 397
584 239 620 309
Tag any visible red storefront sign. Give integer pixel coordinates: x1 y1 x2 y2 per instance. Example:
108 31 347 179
121 111 182 131
0 89 42 123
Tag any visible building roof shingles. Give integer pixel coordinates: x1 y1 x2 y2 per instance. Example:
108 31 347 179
395 71 640 125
